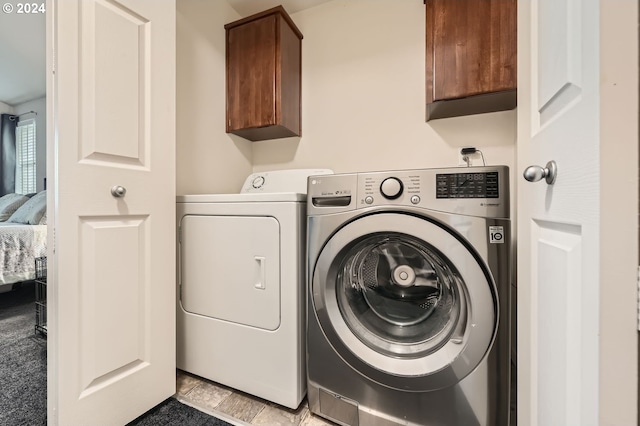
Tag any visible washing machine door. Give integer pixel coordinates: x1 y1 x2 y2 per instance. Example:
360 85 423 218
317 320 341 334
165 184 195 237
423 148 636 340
312 212 497 392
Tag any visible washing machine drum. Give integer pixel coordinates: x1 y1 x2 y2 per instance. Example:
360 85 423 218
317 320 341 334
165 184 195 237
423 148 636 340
312 212 498 392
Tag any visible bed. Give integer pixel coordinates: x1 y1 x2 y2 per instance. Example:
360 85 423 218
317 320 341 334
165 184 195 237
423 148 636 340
0 191 47 292
0 222 47 287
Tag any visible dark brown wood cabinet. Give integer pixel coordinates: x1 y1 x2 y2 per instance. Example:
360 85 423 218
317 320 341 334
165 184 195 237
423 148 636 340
225 6 303 141
425 0 517 120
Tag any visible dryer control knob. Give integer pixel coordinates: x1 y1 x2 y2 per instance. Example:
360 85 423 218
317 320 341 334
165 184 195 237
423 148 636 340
252 176 265 189
380 177 403 200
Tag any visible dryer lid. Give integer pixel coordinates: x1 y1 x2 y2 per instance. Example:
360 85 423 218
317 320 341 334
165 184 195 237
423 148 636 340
177 169 334 203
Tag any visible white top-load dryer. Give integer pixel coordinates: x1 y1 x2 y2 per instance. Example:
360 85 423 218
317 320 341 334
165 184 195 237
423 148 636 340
176 169 332 409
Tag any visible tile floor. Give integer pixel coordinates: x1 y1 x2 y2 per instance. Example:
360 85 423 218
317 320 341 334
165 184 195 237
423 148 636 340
176 370 335 426
178 368 517 426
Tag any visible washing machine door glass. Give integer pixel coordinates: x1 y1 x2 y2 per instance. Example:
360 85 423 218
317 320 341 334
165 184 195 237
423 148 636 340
337 233 465 358
312 212 497 392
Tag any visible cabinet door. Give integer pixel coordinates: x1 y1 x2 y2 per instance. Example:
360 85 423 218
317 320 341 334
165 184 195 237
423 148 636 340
426 0 517 119
226 15 276 132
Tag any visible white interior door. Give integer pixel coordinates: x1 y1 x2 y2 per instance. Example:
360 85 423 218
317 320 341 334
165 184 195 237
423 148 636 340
517 0 637 425
47 0 176 424
517 0 599 422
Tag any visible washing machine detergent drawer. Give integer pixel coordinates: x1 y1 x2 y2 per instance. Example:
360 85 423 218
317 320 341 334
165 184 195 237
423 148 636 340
179 215 281 330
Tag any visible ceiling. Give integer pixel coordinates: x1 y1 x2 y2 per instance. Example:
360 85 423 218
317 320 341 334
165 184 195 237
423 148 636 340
0 11 46 106
226 0 332 17
0 1 330 107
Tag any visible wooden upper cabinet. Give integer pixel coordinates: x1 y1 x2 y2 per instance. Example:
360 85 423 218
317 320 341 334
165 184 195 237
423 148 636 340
425 0 517 120
225 6 303 141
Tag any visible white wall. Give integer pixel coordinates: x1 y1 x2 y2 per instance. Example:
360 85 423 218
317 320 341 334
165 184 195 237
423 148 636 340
172 3 520 239
598 0 638 423
13 96 46 192
176 0 516 193
176 0 252 195
0 101 12 114
252 0 516 175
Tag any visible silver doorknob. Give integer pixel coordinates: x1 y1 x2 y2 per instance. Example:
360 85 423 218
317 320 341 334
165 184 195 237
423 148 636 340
523 161 557 185
111 185 127 198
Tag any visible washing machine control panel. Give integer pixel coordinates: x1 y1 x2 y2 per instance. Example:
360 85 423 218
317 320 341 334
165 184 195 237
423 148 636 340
307 166 509 219
362 173 422 205
435 172 499 199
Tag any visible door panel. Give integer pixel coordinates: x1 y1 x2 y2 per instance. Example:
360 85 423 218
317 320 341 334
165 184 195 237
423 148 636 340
532 220 582 425
80 0 151 167
49 0 175 424
180 215 281 331
79 216 148 393
537 0 581 124
92 0 147 161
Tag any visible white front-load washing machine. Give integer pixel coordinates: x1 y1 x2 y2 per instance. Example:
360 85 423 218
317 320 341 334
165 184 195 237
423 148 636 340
306 166 511 425
176 169 331 409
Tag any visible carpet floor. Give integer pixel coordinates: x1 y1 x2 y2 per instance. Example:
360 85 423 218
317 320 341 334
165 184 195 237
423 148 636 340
0 282 47 426
128 398 233 426
0 283 232 426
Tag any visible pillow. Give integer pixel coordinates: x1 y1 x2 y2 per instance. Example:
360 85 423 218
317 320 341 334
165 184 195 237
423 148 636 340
0 193 29 221
7 190 47 225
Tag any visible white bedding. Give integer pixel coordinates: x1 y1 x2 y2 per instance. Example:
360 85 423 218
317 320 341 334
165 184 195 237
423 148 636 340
0 222 47 285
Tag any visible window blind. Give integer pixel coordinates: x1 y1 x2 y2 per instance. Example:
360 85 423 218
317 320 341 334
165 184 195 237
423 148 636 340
15 119 37 194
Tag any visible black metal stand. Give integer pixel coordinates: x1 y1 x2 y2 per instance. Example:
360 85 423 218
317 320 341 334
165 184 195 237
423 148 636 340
34 256 47 336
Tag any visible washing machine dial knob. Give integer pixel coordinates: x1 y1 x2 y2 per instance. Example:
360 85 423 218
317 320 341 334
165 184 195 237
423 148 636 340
380 177 403 200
